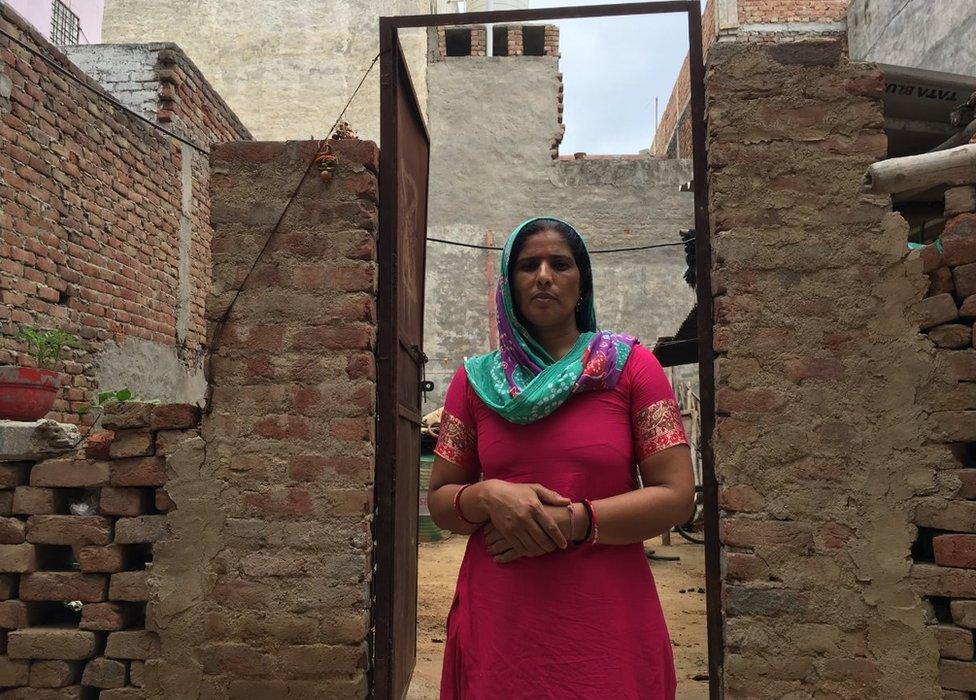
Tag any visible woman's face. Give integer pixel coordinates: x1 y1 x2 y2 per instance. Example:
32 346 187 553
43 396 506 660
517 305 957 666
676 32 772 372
511 229 581 333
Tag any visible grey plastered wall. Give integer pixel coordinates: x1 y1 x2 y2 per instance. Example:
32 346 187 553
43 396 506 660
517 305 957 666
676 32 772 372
848 0 976 77
424 56 695 406
63 44 162 118
101 0 431 141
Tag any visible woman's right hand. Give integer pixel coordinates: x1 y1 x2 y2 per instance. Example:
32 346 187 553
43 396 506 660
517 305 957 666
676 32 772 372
481 480 571 556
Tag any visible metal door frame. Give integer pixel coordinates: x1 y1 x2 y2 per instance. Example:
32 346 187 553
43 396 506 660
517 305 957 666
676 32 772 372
375 2 718 697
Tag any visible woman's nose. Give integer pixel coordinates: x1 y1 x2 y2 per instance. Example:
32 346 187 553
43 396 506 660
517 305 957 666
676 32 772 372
537 263 553 284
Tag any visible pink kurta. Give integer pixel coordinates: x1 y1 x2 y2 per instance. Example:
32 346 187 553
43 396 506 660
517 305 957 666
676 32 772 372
434 344 688 699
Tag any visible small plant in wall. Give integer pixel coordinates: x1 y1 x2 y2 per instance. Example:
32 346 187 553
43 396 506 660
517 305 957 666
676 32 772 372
76 388 159 419
0 326 82 421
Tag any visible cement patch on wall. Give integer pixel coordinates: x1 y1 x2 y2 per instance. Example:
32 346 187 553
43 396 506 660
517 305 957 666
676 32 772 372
94 337 206 405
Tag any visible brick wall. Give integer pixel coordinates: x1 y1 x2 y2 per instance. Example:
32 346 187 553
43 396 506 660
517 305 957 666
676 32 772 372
738 0 848 23
652 0 847 158
707 37 950 697
909 186 976 697
0 402 200 697
433 24 559 59
181 139 378 697
0 5 249 423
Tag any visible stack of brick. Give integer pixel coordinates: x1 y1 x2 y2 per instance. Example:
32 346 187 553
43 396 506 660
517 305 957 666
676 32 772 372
543 26 559 57
505 25 524 56
909 183 976 697
916 190 976 349
469 25 487 57
0 401 199 697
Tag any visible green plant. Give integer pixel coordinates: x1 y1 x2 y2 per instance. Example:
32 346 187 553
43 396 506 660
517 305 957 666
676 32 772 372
77 388 158 417
16 327 82 370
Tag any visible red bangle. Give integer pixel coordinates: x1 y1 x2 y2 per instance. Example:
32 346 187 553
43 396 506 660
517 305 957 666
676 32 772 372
583 498 599 544
454 483 487 526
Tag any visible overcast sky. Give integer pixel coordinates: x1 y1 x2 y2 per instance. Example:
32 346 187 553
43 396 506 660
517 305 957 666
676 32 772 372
527 0 689 155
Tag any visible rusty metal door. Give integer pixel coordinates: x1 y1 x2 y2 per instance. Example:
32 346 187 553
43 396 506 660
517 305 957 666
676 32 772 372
373 21 430 700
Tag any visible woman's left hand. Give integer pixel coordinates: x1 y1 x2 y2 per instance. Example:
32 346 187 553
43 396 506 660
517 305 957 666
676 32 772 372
485 505 570 564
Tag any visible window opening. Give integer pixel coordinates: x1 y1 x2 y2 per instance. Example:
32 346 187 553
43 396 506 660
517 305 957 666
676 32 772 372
522 25 545 56
445 27 472 56
50 0 81 45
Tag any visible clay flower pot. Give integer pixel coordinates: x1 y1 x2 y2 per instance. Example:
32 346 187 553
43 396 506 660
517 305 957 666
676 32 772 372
0 366 61 421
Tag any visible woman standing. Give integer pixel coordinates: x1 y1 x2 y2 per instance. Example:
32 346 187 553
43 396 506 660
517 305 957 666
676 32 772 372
428 217 695 699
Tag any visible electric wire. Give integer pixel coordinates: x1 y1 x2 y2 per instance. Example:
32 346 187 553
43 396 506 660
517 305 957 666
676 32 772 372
0 22 210 155
427 237 688 253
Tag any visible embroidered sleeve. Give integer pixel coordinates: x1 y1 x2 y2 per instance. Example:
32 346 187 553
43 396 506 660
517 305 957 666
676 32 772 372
633 399 688 461
434 411 479 472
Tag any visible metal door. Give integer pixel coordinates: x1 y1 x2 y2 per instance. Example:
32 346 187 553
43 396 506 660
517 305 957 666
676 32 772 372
373 23 430 700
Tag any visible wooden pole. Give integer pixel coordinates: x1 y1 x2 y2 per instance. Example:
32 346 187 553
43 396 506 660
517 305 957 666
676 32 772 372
864 144 976 195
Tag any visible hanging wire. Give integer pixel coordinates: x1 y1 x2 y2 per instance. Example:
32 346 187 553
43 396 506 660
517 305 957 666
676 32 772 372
206 50 384 361
0 23 210 155
427 237 687 253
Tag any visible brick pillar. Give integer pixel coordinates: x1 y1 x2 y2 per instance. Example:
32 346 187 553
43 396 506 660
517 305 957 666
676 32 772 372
543 25 559 56
470 26 487 57
195 139 378 697
708 38 946 698
507 25 524 56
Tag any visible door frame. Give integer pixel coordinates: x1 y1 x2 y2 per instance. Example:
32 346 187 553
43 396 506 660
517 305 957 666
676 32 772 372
375 2 718 697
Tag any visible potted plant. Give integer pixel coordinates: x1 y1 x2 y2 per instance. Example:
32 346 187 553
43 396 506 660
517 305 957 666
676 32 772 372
0 327 81 421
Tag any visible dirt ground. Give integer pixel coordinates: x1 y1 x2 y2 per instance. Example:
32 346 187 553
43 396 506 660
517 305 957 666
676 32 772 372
407 534 709 699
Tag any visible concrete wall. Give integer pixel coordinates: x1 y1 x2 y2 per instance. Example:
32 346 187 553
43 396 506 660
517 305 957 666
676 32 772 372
101 0 433 142
425 54 696 406
848 0 976 77
707 36 953 697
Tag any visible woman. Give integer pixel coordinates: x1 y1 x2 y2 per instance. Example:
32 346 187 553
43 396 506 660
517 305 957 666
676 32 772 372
428 217 695 699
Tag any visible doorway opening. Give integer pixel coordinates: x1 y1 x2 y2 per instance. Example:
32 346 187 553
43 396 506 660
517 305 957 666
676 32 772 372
374 3 717 698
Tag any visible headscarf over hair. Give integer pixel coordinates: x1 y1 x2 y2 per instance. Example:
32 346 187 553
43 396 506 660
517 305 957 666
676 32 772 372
464 216 637 424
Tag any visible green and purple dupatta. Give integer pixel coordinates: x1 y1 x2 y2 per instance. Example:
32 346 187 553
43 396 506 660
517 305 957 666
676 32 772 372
464 217 637 425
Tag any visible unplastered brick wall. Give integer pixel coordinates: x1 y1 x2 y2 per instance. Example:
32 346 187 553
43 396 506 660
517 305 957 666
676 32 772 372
0 5 250 423
0 401 200 698
157 138 376 697
707 37 954 697
737 0 848 24
433 23 558 59
908 186 976 697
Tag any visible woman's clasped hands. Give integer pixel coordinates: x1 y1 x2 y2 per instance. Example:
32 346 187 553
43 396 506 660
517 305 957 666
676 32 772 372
478 479 583 564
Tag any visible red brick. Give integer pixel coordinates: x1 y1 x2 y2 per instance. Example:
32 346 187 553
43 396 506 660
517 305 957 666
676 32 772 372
0 544 37 573
935 534 976 569
0 464 28 489
960 470 976 499
26 516 111 546
77 546 126 574
930 324 974 349
99 688 145 699
109 457 165 487
956 264 976 299
716 387 785 413
917 294 960 330
108 429 153 459
29 460 109 488
100 403 151 431
154 489 175 513
950 351 976 381
104 630 159 660
200 642 274 677
108 571 147 602
942 658 976 692
0 657 28 686
0 491 13 516
0 600 28 629
114 515 165 544
0 575 16 599
720 518 813 551
929 266 955 296
149 403 201 430
154 429 197 456
20 573 107 602
81 657 126 688
719 485 764 513
7 629 98 660
83 431 114 460
0 518 25 544
29 660 81 688
13 487 64 515
98 487 149 517
724 552 771 581
943 214 976 266
79 602 129 632
921 243 945 273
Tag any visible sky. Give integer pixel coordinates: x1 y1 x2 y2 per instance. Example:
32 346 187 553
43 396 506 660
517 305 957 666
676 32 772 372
527 0 690 155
